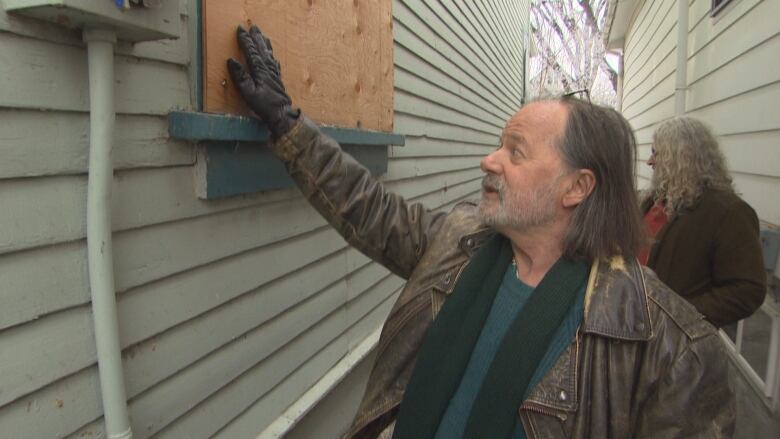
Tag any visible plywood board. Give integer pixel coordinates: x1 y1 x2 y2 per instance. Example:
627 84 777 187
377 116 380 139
203 0 394 132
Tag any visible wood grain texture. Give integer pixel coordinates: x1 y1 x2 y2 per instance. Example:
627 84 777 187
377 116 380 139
203 0 394 132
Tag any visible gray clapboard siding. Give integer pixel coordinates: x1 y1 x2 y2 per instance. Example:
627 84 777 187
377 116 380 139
0 241 86 331
0 305 95 408
0 225 345 411
405 177 484 213
383 168 485 204
145 274 403 439
282 347 377 439
214 292 398 439
416 0 521 106
120 240 362 398
0 366 102 439
57 171 482 437
394 112 498 145
472 1 523 76
0 110 193 179
0 175 87 254
394 67 507 127
130 280 353 438
209 179 493 435
117 227 350 350
0 177 302 331
36 259 392 439
384 155 481 181
446 1 522 102
394 44 510 122
395 91 501 134
0 0 191 65
111 197 326 289
0 32 189 116
390 136 496 158
394 2 516 115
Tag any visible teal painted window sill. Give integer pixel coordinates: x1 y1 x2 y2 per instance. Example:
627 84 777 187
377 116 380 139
168 111 405 199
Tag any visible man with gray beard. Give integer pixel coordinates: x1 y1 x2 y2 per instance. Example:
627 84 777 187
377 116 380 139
229 25 735 439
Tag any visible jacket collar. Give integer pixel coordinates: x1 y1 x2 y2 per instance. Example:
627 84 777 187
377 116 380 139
458 227 494 256
462 230 654 341
581 256 653 341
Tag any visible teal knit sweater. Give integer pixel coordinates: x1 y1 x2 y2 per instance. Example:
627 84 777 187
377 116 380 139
434 264 585 439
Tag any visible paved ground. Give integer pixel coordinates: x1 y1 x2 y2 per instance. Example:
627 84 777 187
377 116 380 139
732 361 780 439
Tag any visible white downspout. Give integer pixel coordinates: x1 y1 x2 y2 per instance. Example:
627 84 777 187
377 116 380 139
83 27 133 439
674 0 689 115
616 51 624 112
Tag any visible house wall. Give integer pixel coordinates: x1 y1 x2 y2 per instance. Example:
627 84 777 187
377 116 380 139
0 0 527 438
622 0 780 225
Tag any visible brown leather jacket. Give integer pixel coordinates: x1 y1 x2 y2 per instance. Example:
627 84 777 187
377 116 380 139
272 117 735 439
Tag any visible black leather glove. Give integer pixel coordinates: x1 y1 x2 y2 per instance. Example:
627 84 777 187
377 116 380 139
227 25 299 139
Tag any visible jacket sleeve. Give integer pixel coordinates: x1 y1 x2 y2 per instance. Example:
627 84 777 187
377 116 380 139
270 116 448 280
633 333 736 438
688 201 766 327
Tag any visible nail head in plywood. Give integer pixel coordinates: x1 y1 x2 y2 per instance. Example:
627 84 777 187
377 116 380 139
203 0 394 132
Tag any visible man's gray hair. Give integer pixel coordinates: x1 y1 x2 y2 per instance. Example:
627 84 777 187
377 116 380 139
650 116 734 217
555 98 644 261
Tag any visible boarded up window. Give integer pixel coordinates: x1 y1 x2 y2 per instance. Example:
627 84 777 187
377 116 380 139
203 0 394 132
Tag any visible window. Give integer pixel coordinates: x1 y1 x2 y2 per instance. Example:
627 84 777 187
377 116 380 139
711 0 733 16
169 0 403 199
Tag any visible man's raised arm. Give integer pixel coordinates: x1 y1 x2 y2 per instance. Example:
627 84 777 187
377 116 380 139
227 25 447 279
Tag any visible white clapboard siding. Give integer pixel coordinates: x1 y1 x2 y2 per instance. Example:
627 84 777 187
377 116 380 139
621 0 780 223
622 0 676 90
621 0 676 164
0 0 528 437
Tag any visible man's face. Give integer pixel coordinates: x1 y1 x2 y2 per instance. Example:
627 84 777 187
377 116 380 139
478 101 570 231
647 146 657 170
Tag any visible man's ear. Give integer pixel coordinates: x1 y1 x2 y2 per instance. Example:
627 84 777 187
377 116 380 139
562 169 596 208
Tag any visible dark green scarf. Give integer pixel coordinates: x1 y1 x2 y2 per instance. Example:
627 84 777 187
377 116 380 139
393 235 588 439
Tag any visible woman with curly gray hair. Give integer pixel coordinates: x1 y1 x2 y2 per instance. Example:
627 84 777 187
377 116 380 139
640 116 766 327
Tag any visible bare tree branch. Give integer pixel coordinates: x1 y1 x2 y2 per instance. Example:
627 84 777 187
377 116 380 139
528 0 616 105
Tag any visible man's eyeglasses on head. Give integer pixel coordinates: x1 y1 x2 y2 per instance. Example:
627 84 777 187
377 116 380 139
562 88 591 104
